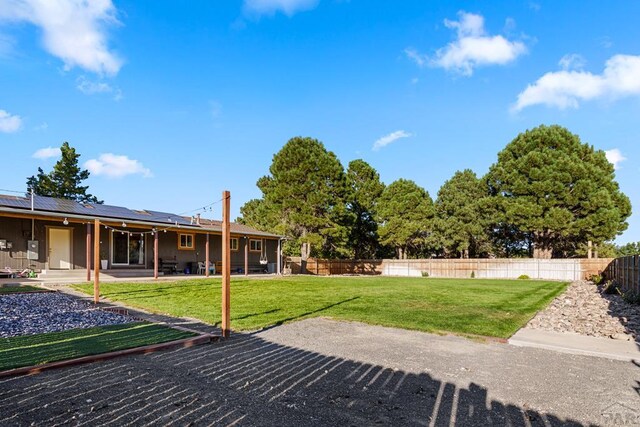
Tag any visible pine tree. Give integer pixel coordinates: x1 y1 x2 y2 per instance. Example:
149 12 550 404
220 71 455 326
377 179 434 259
433 169 490 258
486 125 630 258
240 136 351 258
27 142 102 204
346 159 385 259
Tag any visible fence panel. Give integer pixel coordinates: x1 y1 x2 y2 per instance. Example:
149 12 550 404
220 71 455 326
286 257 614 281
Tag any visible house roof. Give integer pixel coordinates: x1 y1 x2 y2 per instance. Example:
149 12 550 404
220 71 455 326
0 193 281 238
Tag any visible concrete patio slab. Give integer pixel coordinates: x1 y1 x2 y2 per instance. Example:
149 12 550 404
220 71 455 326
509 328 640 362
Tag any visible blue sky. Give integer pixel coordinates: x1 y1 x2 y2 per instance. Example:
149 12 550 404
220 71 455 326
1 0 639 243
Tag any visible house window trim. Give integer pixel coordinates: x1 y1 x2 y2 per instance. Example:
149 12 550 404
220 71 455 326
230 237 239 251
178 233 195 251
249 239 262 253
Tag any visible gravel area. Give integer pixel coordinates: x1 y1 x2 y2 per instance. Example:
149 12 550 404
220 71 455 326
526 280 640 341
0 292 134 338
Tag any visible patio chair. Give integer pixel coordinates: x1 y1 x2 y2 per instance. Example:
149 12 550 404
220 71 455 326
197 262 206 275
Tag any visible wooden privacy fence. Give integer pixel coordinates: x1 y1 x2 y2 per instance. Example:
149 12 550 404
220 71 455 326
603 255 640 295
287 257 611 281
287 258 383 275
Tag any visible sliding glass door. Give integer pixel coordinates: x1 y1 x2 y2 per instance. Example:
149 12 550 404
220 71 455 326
112 232 145 266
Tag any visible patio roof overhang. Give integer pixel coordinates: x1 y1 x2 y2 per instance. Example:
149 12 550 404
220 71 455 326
0 206 282 239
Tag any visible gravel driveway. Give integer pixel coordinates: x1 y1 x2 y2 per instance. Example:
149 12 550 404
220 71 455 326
1 317 638 426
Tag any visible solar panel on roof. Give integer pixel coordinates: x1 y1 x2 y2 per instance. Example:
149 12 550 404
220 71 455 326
0 193 280 236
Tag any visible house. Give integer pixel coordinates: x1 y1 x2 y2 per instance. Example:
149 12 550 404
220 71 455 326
0 193 282 278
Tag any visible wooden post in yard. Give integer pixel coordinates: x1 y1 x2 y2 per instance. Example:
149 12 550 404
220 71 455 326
205 233 210 278
86 223 91 282
93 219 100 304
154 231 159 279
221 190 231 338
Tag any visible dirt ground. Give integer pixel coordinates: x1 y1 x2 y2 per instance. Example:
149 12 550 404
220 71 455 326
1 317 639 426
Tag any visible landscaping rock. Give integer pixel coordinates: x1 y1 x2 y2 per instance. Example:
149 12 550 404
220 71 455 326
0 292 134 338
526 280 640 340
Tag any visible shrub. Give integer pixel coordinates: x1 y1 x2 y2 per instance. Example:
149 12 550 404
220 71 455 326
421 271 429 277
602 281 618 295
621 290 640 305
589 274 604 285
470 271 475 279
517 274 530 280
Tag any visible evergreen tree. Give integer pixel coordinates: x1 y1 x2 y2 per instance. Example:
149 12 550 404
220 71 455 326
240 136 351 258
616 242 640 257
433 169 490 258
486 125 631 258
346 159 385 259
26 142 102 204
377 179 434 259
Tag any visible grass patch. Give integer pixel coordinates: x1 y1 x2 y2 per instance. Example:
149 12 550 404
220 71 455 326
0 322 196 371
73 276 567 339
0 285 43 294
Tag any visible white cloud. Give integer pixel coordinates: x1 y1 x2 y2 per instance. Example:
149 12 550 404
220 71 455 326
32 146 60 159
605 149 626 170
84 154 152 178
404 48 427 67
243 0 319 17
513 54 640 111
76 76 113 94
559 53 586 71
372 130 412 151
76 76 122 100
34 122 48 131
0 0 122 75
406 11 526 76
0 109 22 133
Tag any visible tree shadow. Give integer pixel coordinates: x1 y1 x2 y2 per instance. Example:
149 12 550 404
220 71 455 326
0 332 590 426
255 296 361 331
597 282 640 346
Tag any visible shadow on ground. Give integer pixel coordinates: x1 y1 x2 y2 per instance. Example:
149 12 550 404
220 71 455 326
0 333 586 426
599 282 640 346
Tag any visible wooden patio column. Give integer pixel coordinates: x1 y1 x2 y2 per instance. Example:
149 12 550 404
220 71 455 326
154 230 159 279
205 233 210 277
221 190 231 338
277 238 282 275
244 236 248 276
86 223 92 282
93 219 100 304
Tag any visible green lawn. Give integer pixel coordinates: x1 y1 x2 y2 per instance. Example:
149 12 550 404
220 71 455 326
0 285 44 294
73 276 567 338
0 322 196 371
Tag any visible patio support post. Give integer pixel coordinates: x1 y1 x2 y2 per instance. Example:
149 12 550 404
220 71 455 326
154 231 159 279
86 222 91 282
221 190 231 338
244 236 248 276
93 219 100 304
205 233 210 277
277 238 282 275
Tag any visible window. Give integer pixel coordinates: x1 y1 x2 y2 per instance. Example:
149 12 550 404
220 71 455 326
178 233 194 250
230 238 238 251
249 239 262 252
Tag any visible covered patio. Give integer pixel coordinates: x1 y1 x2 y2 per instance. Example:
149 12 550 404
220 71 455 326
0 194 282 283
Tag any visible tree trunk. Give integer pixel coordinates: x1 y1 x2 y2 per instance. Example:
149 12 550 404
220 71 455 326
300 242 311 274
532 231 553 259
